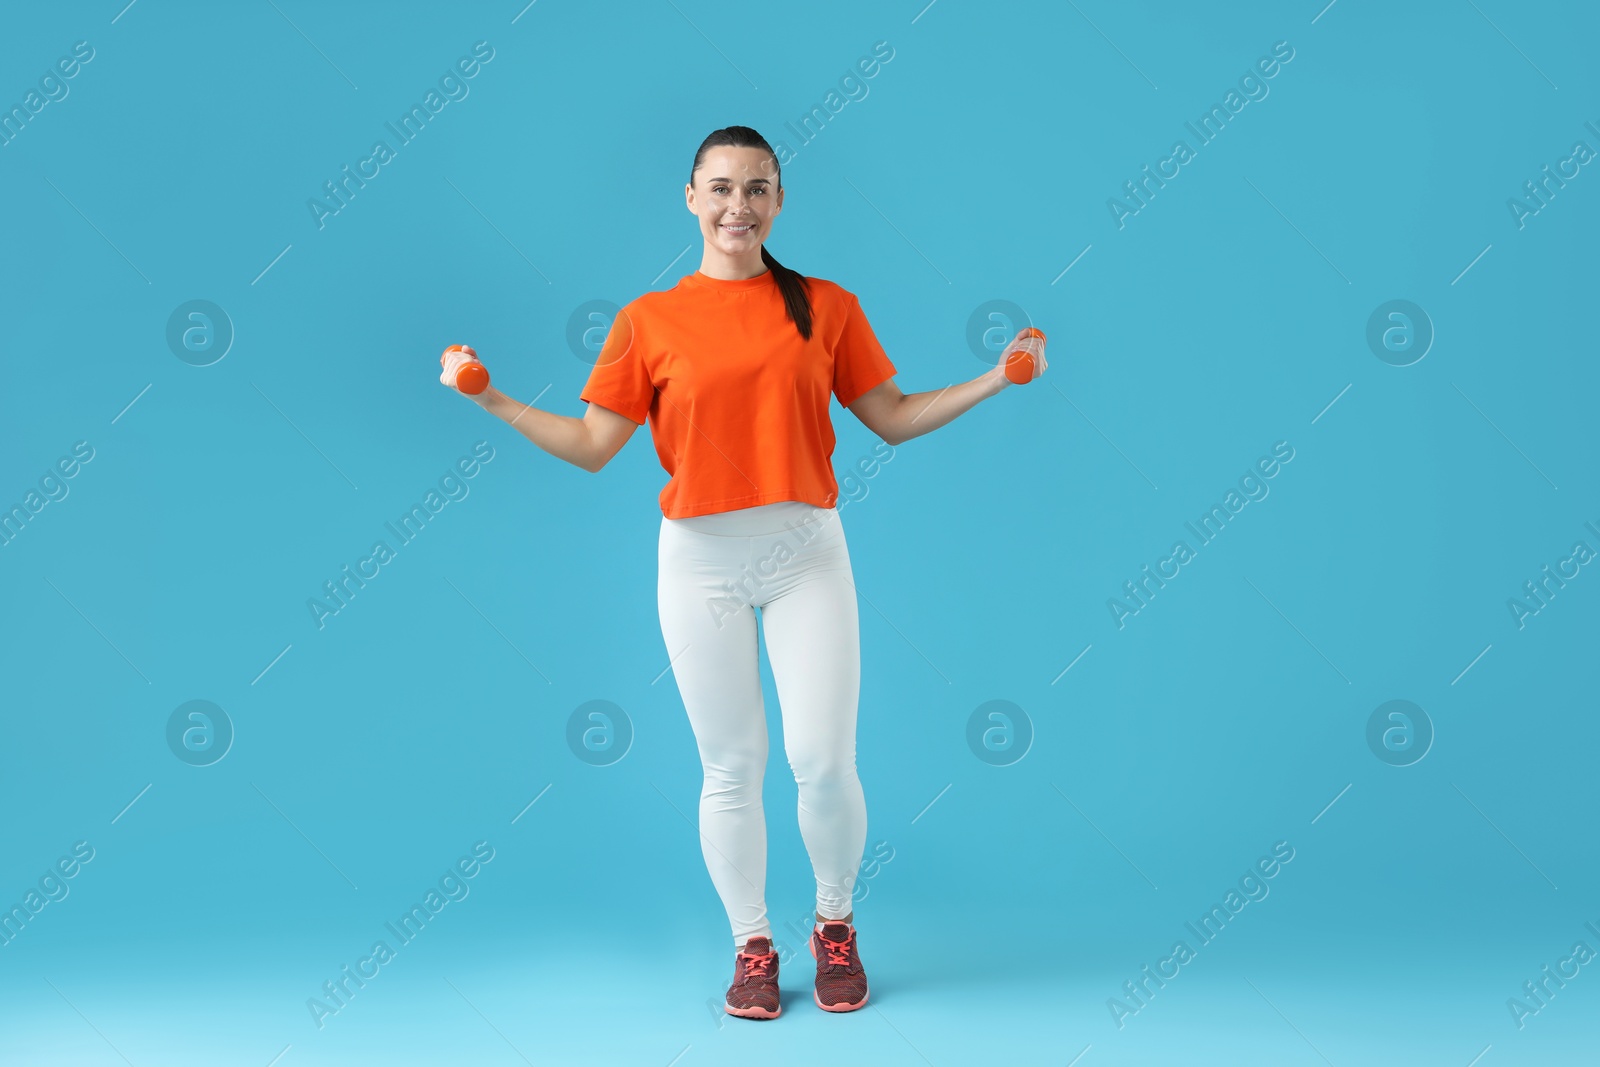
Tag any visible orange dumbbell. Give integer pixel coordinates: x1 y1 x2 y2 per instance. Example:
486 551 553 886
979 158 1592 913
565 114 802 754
1003 327 1046 385
442 344 490 394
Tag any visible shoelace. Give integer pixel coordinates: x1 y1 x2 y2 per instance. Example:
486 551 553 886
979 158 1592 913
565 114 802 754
739 951 776 981
816 931 854 969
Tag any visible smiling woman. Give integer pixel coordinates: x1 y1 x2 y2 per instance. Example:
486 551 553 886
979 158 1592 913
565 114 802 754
440 122 1048 1022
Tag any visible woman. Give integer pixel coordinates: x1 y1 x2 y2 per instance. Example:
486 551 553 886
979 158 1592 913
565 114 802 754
442 125 1046 1019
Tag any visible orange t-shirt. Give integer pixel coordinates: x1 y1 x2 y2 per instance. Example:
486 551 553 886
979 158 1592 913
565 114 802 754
579 269 898 519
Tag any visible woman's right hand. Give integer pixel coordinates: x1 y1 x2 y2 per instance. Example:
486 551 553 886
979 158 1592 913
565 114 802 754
440 346 494 407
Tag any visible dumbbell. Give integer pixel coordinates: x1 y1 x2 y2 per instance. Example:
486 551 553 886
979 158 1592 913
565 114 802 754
1003 327 1046 385
441 344 490 394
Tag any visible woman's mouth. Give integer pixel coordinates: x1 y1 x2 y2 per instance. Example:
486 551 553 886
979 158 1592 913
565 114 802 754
721 223 755 235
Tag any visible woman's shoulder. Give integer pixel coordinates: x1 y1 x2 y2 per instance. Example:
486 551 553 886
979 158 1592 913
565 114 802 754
796 274 858 304
625 286 673 310
613 286 682 327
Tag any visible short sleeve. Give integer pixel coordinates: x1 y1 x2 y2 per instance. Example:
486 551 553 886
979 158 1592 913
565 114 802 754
832 293 897 408
579 305 652 424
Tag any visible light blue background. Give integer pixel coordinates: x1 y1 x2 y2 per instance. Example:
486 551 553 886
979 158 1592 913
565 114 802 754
2 1 1596 1064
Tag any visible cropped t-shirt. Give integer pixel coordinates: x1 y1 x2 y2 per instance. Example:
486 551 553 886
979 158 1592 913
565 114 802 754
578 269 898 519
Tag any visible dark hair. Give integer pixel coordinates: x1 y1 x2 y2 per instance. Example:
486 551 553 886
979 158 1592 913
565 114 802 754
688 125 814 341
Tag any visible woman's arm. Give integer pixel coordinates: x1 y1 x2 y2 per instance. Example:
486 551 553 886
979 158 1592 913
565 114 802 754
468 387 640 473
846 375 1000 447
847 337 1045 445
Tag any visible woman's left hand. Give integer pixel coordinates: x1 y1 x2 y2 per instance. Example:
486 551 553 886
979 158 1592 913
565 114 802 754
988 328 1048 390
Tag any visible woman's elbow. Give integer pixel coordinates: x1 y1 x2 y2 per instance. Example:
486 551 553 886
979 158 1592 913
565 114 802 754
582 439 625 473
877 417 910 447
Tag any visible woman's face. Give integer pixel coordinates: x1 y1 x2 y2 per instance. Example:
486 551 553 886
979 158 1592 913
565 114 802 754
686 146 784 258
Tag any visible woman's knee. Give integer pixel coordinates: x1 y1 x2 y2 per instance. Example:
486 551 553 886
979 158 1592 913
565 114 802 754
700 745 768 795
787 750 858 791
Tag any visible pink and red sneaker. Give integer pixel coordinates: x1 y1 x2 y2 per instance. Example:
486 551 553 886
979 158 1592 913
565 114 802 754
809 921 869 1011
726 936 781 1019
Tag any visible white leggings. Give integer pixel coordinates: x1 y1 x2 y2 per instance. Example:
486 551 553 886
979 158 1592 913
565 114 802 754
657 500 866 951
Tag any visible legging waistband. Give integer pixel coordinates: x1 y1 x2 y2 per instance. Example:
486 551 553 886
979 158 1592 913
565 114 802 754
664 499 838 538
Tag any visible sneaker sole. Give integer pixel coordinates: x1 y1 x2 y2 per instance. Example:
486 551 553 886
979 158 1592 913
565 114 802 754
725 1003 781 1020
813 989 868 1012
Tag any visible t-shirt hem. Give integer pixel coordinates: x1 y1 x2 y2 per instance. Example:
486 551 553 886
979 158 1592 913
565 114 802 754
660 490 838 520
836 364 897 409
579 390 648 424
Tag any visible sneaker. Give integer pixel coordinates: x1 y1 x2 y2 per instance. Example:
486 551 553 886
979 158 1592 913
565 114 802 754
726 936 781 1019
809 921 869 1011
